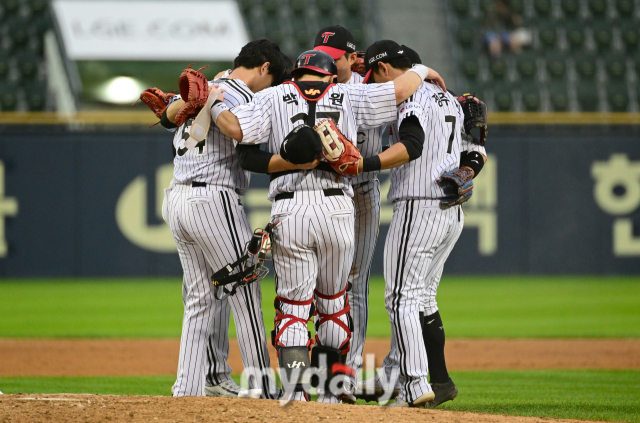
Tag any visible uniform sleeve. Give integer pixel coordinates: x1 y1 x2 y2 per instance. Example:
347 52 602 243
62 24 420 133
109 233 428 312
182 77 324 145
230 90 274 145
346 82 397 129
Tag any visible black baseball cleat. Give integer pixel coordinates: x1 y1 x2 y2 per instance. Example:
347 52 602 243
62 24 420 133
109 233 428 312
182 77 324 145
424 378 458 408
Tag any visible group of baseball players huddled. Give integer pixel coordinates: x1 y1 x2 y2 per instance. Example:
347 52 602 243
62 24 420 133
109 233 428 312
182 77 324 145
140 25 488 408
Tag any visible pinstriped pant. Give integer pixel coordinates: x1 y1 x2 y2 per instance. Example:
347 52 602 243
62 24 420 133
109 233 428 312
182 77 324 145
346 180 381 381
165 184 276 397
270 191 355 402
382 199 464 402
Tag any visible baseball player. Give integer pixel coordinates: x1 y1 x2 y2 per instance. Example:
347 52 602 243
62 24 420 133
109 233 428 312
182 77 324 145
311 26 386 389
209 50 445 403
353 40 487 407
154 40 291 398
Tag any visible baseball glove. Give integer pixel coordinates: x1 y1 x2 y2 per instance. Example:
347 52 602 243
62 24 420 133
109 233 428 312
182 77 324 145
314 119 361 178
174 63 210 127
457 93 488 146
139 88 175 118
351 51 366 74
437 167 474 209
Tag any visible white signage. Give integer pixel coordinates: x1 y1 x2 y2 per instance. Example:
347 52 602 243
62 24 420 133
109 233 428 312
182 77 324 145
52 0 250 60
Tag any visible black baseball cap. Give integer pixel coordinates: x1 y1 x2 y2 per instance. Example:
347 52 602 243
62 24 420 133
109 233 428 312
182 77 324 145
280 125 322 165
401 45 422 65
313 25 356 60
363 39 408 83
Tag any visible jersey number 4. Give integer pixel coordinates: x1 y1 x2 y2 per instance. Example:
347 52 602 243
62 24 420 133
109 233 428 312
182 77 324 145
445 115 456 154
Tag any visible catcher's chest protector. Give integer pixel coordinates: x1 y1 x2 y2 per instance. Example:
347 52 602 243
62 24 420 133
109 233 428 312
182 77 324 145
283 81 336 126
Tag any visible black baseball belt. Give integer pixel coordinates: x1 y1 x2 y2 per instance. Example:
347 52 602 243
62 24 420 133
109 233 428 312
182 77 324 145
274 188 343 202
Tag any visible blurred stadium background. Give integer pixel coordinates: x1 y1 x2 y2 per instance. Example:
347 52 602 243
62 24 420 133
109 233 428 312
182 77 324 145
0 0 639 420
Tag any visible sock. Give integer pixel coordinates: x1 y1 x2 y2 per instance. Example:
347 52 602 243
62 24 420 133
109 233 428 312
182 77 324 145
422 310 450 384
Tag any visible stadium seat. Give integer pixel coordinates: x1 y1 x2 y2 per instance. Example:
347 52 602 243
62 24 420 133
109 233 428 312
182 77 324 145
588 0 608 17
7 17 30 49
290 0 306 14
316 0 332 13
452 0 470 17
575 54 598 80
263 0 279 14
607 83 629 111
616 0 635 15
28 0 49 16
490 58 508 81
23 81 47 111
538 24 559 50
0 52 9 81
576 81 599 111
518 82 541 111
604 53 627 80
2 0 20 17
15 51 40 81
549 82 570 111
0 83 18 111
461 57 480 81
592 21 613 52
509 0 525 14
619 21 639 53
344 0 360 13
238 0 252 14
546 53 567 80
517 53 538 80
561 0 580 17
534 0 553 17
565 20 586 51
495 91 513 111
456 18 476 51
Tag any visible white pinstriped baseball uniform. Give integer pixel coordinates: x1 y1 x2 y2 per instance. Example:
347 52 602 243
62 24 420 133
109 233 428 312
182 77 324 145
163 77 277 398
378 82 486 403
230 80 397 403
343 71 386 382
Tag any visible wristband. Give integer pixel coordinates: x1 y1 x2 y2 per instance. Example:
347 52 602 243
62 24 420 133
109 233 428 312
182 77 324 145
362 155 381 173
210 100 229 123
407 64 429 81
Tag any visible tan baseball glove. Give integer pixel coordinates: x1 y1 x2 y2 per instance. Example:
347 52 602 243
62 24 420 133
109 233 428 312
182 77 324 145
314 119 361 178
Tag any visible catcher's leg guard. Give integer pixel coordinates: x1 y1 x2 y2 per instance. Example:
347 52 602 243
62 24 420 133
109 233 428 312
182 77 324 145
313 285 356 402
277 346 311 401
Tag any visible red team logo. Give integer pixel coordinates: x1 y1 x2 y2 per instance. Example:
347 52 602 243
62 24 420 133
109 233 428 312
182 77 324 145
300 53 315 65
321 32 335 43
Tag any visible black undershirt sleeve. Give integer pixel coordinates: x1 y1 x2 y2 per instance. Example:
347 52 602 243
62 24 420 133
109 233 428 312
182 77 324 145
460 150 485 177
160 108 178 129
236 144 273 174
398 115 425 161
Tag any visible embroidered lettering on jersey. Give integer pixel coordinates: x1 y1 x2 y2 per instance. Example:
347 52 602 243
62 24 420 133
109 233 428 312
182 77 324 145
283 93 298 105
330 93 344 106
432 92 450 107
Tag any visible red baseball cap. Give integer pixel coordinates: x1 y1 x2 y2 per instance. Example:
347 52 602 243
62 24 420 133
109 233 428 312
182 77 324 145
313 25 356 60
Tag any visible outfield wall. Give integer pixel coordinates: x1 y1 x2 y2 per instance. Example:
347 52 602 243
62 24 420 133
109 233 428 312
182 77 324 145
0 117 639 276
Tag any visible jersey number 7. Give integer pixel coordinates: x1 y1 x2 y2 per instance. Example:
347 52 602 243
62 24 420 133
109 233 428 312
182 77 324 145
445 115 456 154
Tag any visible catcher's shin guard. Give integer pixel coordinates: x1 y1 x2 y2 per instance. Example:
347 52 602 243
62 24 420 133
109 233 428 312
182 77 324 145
277 346 311 400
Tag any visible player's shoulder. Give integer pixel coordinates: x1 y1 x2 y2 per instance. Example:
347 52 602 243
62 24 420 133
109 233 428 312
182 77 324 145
348 71 365 84
214 78 254 106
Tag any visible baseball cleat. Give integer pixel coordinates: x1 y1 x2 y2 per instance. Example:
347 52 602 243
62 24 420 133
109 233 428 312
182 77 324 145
204 379 242 397
386 397 410 407
355 377 401 401
385 391 435 408
424 378 458 408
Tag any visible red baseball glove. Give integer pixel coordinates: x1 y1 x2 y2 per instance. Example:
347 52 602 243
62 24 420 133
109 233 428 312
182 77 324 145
351 51 366 74
174 63 209 127
314 119 361 178
139 88 175 118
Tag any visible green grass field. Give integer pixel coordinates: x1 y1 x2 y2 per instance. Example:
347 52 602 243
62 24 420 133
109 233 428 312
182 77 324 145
1 276 639 338
1 277 639 422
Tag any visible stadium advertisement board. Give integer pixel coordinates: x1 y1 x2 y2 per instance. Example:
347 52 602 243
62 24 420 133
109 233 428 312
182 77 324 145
0 126 638 276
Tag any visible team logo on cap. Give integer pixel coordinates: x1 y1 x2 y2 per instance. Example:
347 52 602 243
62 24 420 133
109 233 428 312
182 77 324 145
300 53 316 65
368 52 387 64
321 32 335 43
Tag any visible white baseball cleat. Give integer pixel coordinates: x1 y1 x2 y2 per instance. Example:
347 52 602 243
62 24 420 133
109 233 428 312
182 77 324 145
386 391 435 408
204 379 243 397
356 376 401 399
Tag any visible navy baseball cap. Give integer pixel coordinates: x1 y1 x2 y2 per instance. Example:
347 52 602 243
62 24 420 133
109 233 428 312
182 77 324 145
363 39 408 83
401 45 422 65
313 25 356 60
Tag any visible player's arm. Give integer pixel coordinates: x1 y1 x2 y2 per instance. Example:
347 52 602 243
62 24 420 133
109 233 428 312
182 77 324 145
212 88 274 143
236 145 320 173
358 115 425 173
163 99 184 125
393 65 445 104
459 150 487 178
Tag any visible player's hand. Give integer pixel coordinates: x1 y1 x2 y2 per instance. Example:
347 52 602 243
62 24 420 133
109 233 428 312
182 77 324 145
426 67 446 92
208 84 226 102
294 157 321 170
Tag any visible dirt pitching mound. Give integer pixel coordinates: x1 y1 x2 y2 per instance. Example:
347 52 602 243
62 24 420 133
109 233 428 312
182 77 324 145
0 394 609 423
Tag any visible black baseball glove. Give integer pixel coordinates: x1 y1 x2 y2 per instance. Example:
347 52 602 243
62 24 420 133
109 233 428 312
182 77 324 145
457 93 487 146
